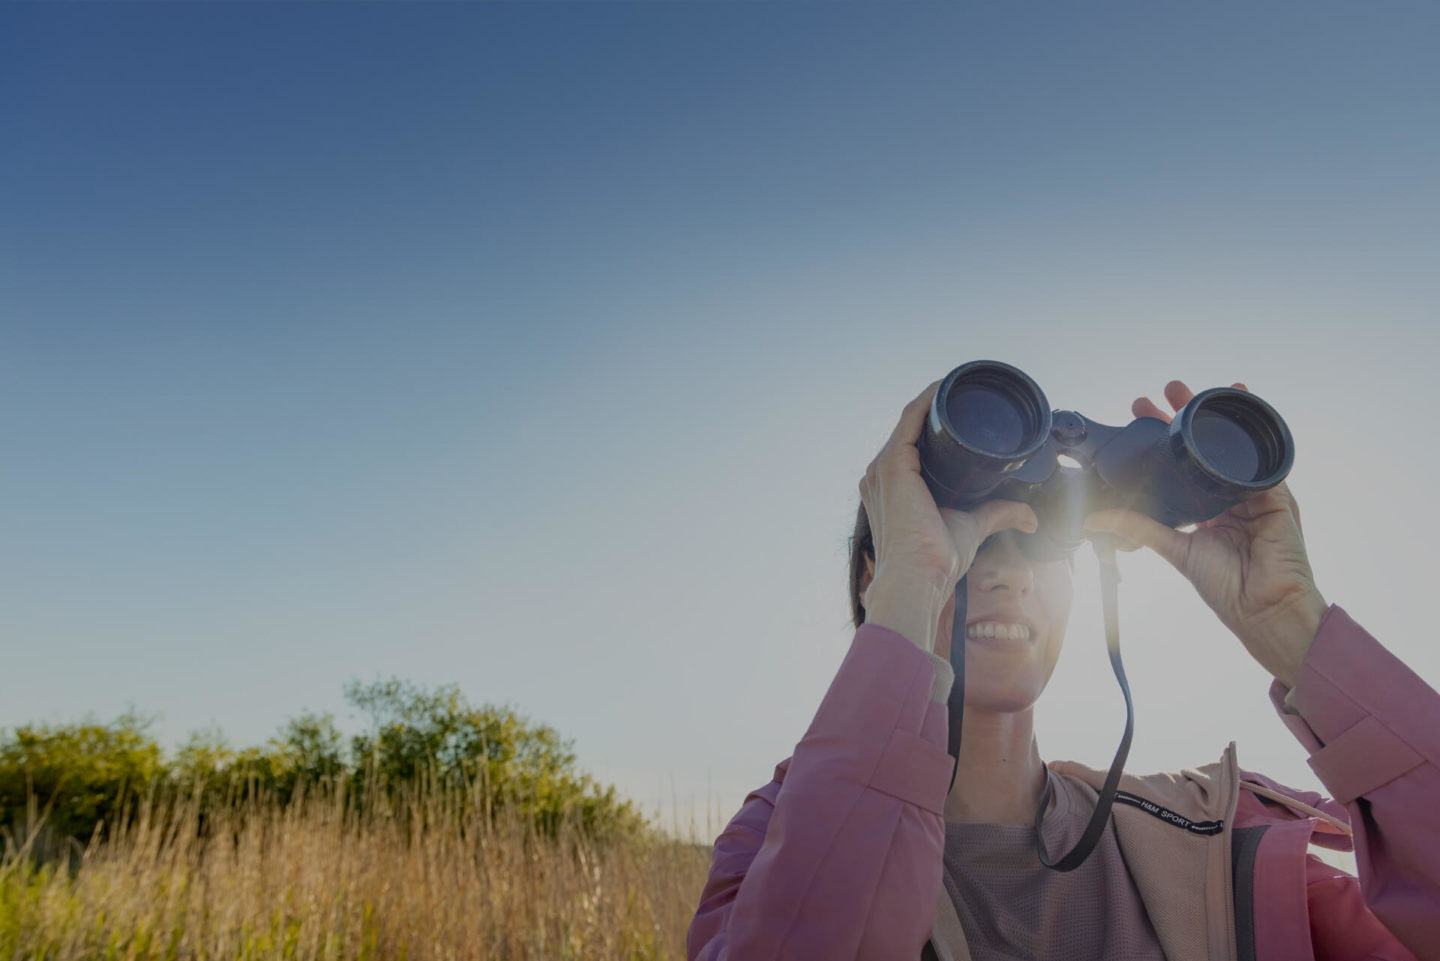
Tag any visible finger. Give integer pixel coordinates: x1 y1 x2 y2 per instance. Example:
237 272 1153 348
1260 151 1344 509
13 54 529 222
1132 396 1172 423
1083 508 1190 572
1232 382 1248 391
885 379 943 451
1271 479 1303 537
1163 380 1195 414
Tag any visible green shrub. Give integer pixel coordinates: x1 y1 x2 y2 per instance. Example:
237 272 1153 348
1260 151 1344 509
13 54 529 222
344 678 646 841
0 679 647 854
0 711 163 851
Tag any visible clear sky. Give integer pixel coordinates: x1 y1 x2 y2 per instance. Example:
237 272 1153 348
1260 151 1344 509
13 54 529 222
3 2 1438 851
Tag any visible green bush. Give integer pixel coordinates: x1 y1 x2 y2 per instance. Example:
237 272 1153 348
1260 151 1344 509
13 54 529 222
0 679 647 854
0 711 164 851
170 712 346 804
344 678 647 841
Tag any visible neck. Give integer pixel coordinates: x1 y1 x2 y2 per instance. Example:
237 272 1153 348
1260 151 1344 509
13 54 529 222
942 705 1049 825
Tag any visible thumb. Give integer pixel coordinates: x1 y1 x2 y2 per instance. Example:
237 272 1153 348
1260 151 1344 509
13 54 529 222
1083 509 1188 570
970 499 1039 540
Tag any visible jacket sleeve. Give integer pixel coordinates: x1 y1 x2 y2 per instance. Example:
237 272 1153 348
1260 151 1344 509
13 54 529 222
1304 854 1418 961
1268 604 1440 961
685 624 957 961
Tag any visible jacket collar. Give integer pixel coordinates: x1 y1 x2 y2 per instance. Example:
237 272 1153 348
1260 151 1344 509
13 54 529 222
930 742 1243 961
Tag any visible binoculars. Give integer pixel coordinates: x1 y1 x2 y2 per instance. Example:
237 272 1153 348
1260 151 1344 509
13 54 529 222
918 361 1295 561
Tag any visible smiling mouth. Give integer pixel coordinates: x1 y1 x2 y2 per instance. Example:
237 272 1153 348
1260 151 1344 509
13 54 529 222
965 621 1032 642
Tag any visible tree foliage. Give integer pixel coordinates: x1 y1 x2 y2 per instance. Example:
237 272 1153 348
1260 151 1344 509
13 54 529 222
0 679 646 855
0 710 163 845
343 678 644 839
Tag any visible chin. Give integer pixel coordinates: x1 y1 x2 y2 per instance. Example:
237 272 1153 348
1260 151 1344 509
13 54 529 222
962 683 1046 714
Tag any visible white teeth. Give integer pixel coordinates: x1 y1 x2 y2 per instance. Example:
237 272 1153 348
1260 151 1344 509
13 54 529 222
966 622 1031 641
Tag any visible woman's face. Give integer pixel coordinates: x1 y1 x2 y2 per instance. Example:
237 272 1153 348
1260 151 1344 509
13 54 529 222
937 528 1074 713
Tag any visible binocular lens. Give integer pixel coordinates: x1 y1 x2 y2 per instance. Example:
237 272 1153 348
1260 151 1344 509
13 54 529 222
1184 393 1291 485
919 362 1052 506
945 377 1045 455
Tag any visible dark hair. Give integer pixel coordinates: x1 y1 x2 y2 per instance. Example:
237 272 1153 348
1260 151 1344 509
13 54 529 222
847 500 875 631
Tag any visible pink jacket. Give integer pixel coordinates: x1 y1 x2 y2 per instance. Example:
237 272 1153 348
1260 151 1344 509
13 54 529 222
687 605 1439 961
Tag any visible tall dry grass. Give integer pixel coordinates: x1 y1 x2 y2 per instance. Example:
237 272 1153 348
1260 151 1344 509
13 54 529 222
0 773 716 960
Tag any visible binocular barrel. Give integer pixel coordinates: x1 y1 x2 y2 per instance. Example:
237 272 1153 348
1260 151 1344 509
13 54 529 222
917 361 1295 559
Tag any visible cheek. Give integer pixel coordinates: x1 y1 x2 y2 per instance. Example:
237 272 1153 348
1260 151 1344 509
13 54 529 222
1040 632 1066 680
1035 565 1073 676
1041 566 1075 632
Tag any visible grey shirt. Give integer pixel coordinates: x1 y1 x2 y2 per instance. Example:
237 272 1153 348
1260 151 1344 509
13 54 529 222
941 770 1167 961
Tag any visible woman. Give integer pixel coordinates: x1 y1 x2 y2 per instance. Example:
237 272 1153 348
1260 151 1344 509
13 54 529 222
686 378 1438 961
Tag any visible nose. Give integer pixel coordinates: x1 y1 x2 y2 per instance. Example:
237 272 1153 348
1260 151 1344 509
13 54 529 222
970 531 1034 596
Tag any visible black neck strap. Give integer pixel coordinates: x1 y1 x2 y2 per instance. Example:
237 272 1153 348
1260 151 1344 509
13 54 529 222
945 539 1133 872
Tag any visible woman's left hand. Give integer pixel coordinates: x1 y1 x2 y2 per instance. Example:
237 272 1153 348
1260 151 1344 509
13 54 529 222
1082 380 1329 689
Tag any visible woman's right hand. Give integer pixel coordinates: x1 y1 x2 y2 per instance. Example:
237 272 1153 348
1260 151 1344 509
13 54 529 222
859 379 1039 597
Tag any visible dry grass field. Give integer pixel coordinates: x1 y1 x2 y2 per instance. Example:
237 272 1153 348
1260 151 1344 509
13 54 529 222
0 780 717 961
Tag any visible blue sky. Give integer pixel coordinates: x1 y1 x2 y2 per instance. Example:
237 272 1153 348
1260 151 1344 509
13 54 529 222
3 2 1439 843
